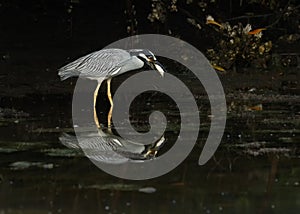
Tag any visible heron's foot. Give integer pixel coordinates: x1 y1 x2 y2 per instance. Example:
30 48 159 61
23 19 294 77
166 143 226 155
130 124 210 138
94 114 101 129
107 123 114 134
145 149 158 158
94 121 101 129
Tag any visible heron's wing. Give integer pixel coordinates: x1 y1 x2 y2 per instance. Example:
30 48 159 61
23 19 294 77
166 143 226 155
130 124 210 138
58 130 150 163
58 49 131 80
58 132 130 164
59 133 81 149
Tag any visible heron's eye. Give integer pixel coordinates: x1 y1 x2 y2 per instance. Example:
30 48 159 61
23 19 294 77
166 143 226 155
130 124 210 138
147 56 154 61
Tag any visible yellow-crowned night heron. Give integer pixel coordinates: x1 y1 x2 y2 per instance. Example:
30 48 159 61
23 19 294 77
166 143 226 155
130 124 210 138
58 48 165 128
59 130 165 163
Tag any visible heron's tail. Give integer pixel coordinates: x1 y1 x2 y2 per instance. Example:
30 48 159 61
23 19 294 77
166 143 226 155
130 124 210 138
58 69 80 81
59 133 80 149
58 57 86 81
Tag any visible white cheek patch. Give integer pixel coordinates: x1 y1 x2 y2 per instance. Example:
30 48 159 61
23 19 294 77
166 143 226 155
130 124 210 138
154 64 164 77
138 53 148 60
156 136 165 147
112 139 122 146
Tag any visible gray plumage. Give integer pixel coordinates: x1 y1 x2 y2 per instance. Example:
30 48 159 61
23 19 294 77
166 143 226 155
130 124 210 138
59 130 165 164
58 48 157 81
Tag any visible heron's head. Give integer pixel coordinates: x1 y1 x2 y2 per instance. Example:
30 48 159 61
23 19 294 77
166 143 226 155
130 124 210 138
129 49 165 77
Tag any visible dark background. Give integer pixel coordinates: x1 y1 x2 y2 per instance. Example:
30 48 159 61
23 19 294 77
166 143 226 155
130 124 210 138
0 2 299 213
1 0 299 97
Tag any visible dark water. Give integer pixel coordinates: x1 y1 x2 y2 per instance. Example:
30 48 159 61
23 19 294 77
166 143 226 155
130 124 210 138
0 1 299 213
0 89 299 214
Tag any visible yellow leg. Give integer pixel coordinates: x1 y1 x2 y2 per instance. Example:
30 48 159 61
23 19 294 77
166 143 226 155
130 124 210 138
107 78 113 129
93 83 101 128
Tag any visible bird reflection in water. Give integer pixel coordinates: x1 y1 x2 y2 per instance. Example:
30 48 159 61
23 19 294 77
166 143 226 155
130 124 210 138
59 128 165 164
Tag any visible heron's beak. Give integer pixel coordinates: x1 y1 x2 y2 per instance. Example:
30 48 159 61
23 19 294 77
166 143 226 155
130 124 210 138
153 61 165 77
143 56 165 77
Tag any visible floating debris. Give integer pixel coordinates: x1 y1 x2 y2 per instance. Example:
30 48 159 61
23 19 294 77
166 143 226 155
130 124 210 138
9 161 54 170
245 104 263 111
244 148 291 157
138 187 157 194
30 127 74 133
86 183 137 191
248 88 256 92
233 141 268 148
0 148 19 153
85 183 156 193
43 148 83 157
0 107 29 120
